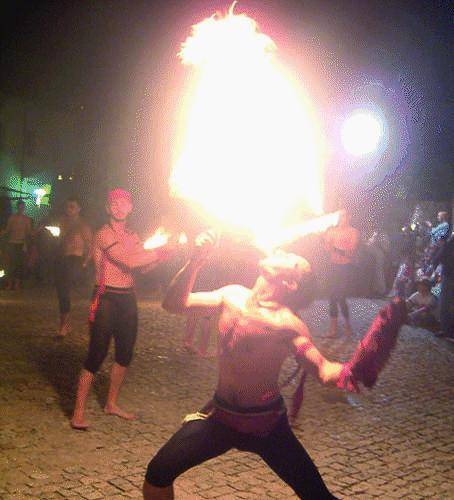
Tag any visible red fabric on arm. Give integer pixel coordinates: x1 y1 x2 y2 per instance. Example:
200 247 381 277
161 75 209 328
346 297 407 388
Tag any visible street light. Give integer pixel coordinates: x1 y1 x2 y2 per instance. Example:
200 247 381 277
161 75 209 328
341 110 384 156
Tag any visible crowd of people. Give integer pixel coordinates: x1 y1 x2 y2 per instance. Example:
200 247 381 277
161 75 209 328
0 190 453 498
388 211 453 339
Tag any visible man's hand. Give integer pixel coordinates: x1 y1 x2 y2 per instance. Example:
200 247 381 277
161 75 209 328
191 230 218 265
335 363 360 393
156 235 180 262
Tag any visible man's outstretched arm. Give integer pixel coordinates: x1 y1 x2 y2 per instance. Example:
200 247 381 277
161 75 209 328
289 299 407 421
99 229 173 270
289 319 345 387
162 231 225 315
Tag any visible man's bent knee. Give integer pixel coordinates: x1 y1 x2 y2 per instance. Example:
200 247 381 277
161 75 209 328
83 356 105 374
143 479 174 500
114 351 133 368
145 460 174 489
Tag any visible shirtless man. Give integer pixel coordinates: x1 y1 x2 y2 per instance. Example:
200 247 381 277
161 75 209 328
1 200 32 290
71 189 175 430
55 198 93 337
143 232 363 499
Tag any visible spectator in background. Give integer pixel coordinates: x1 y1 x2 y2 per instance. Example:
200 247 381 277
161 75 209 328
0 196 11 230
430 265 443 300
366 231 391 297
0 200 32 290
406 278 438 329
432 235 454 341
389 250 414 299
426 211 450 246
324 209 360 337
0 196 12 283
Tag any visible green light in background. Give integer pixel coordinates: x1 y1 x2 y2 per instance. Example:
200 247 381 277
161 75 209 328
22 178 52 206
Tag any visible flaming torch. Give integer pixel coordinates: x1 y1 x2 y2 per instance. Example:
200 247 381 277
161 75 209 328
144 227 188 250
254 211 342 255
144 227 171 250
170 3 325 252
45 226 61 238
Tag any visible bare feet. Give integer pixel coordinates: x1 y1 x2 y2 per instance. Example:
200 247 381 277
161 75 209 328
326 318 338 338
325 327 339 338
198 350 217 358
70 418 89 430
343 325 353 336
184 342 198 354
57 321 71 338
104 405 136 420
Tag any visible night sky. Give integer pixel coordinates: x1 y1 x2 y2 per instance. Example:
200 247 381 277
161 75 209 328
1 0 452 207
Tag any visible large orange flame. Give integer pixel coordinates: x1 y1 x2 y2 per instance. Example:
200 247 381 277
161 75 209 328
144 227 171 250
144 227 188 250
171 3 325 252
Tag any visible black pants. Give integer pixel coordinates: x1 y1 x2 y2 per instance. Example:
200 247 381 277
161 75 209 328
84 290 138 373
440 276 454 336
7 242 25 280
146 414 336 499
329 263 354 319
55 255 83 314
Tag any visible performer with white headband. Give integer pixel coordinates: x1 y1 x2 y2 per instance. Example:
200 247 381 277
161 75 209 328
71 189 175 430
143 231 407 499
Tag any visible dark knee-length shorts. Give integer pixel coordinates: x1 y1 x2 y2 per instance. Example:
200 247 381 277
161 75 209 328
146 400 337 499
84 288 138 373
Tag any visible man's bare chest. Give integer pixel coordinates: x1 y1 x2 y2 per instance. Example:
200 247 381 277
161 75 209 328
218 301 291 356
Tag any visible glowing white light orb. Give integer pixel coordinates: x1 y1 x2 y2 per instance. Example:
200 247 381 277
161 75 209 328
341 111 384 156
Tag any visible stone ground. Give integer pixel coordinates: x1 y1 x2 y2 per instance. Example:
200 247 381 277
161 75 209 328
0 287 453 499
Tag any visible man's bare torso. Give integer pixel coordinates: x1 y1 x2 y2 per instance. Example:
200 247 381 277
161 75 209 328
7 214 31 243
94 225 140 288
59 216 90 257
216 285 297 408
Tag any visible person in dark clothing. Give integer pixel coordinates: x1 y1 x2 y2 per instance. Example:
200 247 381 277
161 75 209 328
71 189 175 430
1 200 32 289
433 236 454 341
54 198 92 337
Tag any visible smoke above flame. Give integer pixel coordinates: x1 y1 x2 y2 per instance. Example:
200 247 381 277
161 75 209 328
170 3 325 251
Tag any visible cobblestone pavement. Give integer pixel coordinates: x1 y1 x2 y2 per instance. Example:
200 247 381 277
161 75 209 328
1 287 453 499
